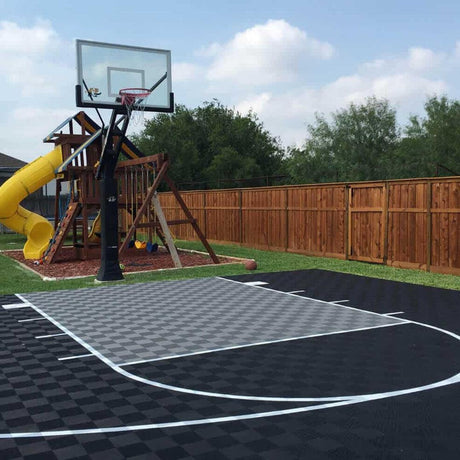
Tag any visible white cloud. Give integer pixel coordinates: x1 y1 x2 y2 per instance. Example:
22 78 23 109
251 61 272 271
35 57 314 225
0 20 73 97
407 47 442 71
12 106 74 123
360 45 457 77
0 106 75 162
455 41 460 59
175 29 459 148
172 62 203 82
233 44 457 147
236 92 272 115
2 18 459 163
195 42 222 58
0 19 56 54
203 19 334 86
0 20 77 161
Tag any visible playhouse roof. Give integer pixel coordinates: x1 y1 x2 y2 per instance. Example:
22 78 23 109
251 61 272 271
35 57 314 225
0 152 27 170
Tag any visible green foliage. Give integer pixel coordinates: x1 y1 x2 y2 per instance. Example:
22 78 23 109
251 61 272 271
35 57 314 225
132 100 285 189
393 96 460 178
132 96 460 187
287 97 400 183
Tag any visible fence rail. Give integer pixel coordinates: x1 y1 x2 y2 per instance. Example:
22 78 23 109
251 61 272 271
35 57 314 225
159 176 460 275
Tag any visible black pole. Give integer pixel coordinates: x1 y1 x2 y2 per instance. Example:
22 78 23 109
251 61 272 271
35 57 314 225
96 109 129 282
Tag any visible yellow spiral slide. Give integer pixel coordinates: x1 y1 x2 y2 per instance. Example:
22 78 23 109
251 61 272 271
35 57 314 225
0 146 63 259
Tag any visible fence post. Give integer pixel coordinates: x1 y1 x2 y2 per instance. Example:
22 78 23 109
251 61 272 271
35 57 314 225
285 187 289 252
203 191 207 238
239 189 243 244
383 182 390 265
345 184 350 259
426 180 432 272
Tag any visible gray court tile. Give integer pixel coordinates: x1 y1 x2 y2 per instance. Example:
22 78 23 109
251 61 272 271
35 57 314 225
22 277 405 365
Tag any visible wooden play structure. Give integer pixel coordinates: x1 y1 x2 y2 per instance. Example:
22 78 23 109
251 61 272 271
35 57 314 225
41 111 218 268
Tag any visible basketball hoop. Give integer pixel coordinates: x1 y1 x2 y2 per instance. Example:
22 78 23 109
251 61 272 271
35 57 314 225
119 88 151 125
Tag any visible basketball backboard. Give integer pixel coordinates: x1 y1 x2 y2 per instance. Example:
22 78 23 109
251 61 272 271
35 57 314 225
76 39 173 112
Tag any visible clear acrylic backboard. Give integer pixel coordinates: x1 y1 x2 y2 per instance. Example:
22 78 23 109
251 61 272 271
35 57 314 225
76 39 173 112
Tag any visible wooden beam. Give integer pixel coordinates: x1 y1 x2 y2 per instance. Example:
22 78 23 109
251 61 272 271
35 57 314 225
164 174 220 264
116 153 165 169
136 219 195 228
152 194 182 268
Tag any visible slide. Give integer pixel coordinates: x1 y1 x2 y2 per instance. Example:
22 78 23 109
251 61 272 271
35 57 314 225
88 212 101 243
87 209 134 243
0 146 63 259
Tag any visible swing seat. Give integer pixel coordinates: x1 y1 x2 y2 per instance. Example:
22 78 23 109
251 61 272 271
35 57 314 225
135 240 147 249
146 242 158 253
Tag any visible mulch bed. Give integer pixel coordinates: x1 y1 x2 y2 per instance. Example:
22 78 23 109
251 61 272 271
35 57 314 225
5 246 240 279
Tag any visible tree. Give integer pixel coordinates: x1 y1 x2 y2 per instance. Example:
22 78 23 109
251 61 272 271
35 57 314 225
287 97 400 183
131 101 286 189
394 96 460 178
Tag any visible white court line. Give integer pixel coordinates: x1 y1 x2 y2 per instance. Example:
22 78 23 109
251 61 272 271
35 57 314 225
383 311 405 316
13 293 372 403
243 281 268 286
330 300 349 304
1 365 459 439
3 303 31 310
35 333 67 339
287 290 305 294
18 317 46 322
0 399 362 439
117 321 407 367
5 287 459 439
58 354 93 361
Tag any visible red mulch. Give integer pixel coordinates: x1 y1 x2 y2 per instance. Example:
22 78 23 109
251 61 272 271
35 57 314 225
5 246 239 279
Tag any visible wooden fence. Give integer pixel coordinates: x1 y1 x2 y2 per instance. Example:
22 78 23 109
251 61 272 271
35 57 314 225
159 176 460 275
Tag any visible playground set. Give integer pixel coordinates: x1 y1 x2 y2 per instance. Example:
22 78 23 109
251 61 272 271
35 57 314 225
0 40 219 280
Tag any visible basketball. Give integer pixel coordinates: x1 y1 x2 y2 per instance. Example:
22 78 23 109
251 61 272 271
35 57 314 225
244 259 257 270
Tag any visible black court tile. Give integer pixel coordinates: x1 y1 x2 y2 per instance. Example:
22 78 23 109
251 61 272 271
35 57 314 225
0 295 21 305
0 270 459 459
129 322 460 398
0 303 309 427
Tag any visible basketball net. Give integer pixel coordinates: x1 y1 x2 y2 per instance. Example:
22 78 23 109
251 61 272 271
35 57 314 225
119 88 151 126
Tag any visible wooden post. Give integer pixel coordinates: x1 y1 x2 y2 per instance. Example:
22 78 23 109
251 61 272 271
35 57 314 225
203 191 207 238
285 187 289 252
382 182 390 265
345 185 351 259
426 181 432 272
152 194 182 268
164 174 220 264
238 189 243 244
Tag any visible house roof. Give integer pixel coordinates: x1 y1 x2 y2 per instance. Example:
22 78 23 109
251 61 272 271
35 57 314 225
0 152 27 169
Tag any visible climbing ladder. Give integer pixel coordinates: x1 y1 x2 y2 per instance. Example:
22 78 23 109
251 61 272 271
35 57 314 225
43 201 81 265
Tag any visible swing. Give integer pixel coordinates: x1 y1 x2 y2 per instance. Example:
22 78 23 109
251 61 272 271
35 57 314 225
133 166 148 249
127 166 136 248
146 241 158 253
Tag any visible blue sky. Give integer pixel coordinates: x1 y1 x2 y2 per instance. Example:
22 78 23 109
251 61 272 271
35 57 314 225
1 0 459 162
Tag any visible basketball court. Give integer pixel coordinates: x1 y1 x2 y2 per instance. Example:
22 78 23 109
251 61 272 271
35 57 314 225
1 269 459 459
1 38 459 458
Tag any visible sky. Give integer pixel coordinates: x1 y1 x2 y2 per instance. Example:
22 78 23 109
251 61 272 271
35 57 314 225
0 0 459 163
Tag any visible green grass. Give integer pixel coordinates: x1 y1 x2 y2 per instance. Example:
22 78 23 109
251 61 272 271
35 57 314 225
0 233 458 295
